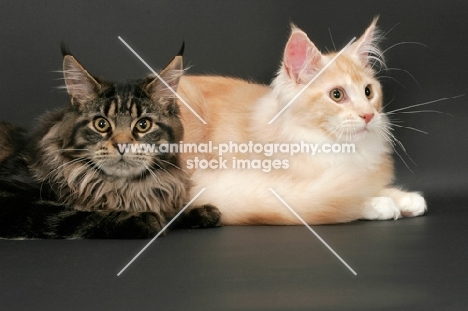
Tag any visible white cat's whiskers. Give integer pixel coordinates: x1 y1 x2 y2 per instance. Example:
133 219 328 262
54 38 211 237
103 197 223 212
383 95 465 115
377 67 422 90
388 110 453 116
376 120 416 171
330 124 349 143
391 123 428 135
378 75 407 89
321 124 342 143
343 127 349 143
381 42 428 55
328 28 336 51
380 22 401 40
378 95 465 168
379 97 396 113
374 125 410 171
321 117 361 144
379 120 408 151
330 121 355 144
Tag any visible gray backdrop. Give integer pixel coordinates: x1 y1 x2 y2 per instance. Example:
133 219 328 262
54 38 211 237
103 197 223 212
1 0 466 199
1 1 468 310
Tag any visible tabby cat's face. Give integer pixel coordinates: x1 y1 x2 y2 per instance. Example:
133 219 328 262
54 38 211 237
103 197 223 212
61 53 184 179
72 86 183 178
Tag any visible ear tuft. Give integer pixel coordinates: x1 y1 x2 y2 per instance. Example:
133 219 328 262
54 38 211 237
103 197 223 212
177 41 185 57
60 42 72 57
147 54 184 99
62 53 101 106
351 16 386 68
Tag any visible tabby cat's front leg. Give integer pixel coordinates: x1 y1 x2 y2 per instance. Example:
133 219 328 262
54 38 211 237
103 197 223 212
178 204 222 228
363 188 427 220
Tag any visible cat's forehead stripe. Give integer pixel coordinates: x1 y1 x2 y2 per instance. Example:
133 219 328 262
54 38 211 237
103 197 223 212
107 100 117 116
130 102 139 118
101 99 143 118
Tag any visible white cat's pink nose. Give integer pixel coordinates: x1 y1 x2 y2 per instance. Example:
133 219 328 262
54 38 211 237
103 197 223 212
360 113 374 124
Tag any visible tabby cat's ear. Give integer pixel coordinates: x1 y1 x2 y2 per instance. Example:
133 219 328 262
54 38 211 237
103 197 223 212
283 25 322 84
147 53 184 99
62 54 102 106
350 17 385 68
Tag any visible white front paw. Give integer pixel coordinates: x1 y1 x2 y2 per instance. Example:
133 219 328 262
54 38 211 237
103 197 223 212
369 197 401 220
396 192 427 217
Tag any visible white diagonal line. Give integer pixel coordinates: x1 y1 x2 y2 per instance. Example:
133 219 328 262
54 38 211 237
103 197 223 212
268 37 357 124
117 188 206 276
118 36 207 125
268 188 357 276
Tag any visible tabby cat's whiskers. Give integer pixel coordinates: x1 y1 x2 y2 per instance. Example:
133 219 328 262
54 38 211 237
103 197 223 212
0 44 223 240
159 159 191 177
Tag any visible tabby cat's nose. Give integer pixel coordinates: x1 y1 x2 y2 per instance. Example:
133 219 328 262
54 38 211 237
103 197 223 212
111 132 135 155
113 143 130 156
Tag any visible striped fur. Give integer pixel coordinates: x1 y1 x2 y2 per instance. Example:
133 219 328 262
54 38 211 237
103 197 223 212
0 49 220 239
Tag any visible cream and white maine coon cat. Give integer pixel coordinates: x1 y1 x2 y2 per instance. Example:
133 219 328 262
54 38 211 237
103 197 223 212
177 18 427 225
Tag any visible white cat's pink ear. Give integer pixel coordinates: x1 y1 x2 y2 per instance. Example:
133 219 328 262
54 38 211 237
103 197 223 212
283 26 322 84
62 55 101 106
351 17 385 67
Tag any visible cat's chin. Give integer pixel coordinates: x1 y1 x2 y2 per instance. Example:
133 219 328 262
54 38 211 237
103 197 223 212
101 168 144 179
99 160 147 179
331 128 369 143
350 128 368 142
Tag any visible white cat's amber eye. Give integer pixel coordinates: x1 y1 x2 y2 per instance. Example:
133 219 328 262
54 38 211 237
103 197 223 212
365 85 373 99
135 118 151 133
330 88 344 102
93 117 111 133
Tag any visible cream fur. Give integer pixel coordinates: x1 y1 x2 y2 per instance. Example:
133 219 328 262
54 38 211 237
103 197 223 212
177 19 426 225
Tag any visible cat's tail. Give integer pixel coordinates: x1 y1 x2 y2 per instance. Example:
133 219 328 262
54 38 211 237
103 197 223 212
0 193 167 239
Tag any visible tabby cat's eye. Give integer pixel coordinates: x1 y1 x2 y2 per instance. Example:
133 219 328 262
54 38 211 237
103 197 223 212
330 88 344 102
135 118 151 133
94 117 110 133
365 85 373 99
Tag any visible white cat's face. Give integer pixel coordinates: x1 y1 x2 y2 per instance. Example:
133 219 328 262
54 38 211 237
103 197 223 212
306 55 385 142
275 18 388 143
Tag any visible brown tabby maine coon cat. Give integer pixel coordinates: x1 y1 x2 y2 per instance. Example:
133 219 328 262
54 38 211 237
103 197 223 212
177 18 427 225
0 46 219 239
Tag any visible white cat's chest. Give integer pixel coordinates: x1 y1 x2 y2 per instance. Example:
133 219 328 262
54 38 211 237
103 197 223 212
285 151 368 176
274 135 389 180
248 91 390 178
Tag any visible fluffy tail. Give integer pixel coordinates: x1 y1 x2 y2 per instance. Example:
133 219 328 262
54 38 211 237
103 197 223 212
0 155 165 239
0 192 166 239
